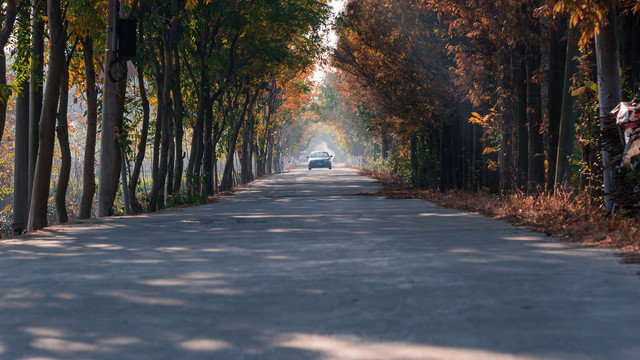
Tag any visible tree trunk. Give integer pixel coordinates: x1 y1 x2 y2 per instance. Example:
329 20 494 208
27 0 66 231
55 60 71 223
595 4 622 215
111 70 128 206
29 0 44 205
516 54 528 191
97 0 118 217
149 64 164 212
0 0 17 142
172 46 184 194
203 94 214 195
156 0 179 208
129 68 150 214
240 106 256 185
79 37 98 219
555 30 579 190
546 20 567 192
220 92 252 192
13 1 31 235
186 68 206 189
526 45 545 193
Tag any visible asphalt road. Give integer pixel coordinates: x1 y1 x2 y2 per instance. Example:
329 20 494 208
1 164 639 360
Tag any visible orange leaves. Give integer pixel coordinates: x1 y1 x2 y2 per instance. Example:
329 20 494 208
185 0 212 11
553 0 614 43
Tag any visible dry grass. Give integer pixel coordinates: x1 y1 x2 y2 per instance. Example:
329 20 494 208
360 169 640 256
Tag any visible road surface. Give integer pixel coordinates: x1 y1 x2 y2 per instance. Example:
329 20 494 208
1 165 639 359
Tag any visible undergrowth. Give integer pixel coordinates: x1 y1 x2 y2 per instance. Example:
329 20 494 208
360 169 640 255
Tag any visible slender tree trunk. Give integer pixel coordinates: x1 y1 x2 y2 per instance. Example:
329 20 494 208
13 2 31 235
203 94 214 195
595 4 622 214
27 0 66 231
129 68 150 214
241 105 256 184
547 20 567 192
186 66 206 185
156 0 179 207
55 60 71 223
79 37 97 219
555 29 579 190
167 116 175 196
97 0 118 217
173 46 184 194
0 0 17 142
220 91 252 192
516 55 528 191
29 0 44 206
149 67 164 212
111 70 128 206
526 45 545 193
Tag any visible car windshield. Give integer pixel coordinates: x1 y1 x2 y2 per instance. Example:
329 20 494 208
310 152 330 158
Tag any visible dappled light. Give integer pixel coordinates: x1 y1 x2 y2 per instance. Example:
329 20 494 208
272 333 532 360
1 165 639 359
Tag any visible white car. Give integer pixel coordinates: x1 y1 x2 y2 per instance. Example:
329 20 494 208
307 151 333 170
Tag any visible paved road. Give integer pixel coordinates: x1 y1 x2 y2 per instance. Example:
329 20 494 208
1 165 639 360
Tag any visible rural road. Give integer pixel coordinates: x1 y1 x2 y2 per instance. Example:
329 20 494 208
1 164 639 360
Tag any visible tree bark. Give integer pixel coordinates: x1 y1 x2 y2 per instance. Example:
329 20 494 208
595 4 622 215
526 45 545 193
149 60 164 212
27 0 66 231
55 59 71 224
13 1 31 235
203 94 214 195
79 37 98 219
29 0 44 205
129 68 150 214
0 0 17 142
555 29 579 190
97 0 118 217
220 91 253 192
111 69 128 207
546 20 567 192
172 46 184 194
516 54 528 191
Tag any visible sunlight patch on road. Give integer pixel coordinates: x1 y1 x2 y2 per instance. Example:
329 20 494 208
98 290 186 306
32 338 97 353
84 243 125 250
273 333 529 360
180 338 232 352
98 337 141 346
503 236 542 241
22 327 68 338
267 228 306 233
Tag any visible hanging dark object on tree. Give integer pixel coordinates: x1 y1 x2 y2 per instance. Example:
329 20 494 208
109 19 136 82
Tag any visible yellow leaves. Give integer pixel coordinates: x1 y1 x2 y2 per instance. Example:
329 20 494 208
553 0 613 44
468 108 496 128
185 0 211 11
482 147 496 155
571 79 599 97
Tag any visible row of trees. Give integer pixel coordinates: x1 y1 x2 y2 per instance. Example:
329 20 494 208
331 0 640 215
1 0 329 234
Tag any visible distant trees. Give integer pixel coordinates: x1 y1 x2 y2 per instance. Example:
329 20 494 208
331 0 640 215
0 0 329 234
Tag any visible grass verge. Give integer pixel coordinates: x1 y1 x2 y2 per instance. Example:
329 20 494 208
360 169 640 257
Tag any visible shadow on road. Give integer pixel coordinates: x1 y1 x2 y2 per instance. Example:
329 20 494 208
1 165 639 359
